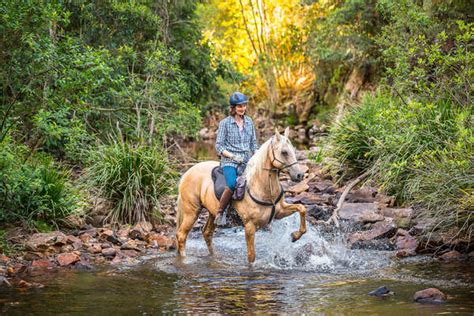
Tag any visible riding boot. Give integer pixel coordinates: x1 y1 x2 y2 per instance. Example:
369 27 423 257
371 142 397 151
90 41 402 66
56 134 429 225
214 187 233 226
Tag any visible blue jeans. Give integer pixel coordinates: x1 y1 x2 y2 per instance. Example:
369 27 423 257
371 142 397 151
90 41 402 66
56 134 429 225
222 166 237 191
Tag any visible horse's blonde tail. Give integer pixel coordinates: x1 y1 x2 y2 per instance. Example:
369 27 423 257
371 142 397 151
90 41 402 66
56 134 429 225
176 194 184 230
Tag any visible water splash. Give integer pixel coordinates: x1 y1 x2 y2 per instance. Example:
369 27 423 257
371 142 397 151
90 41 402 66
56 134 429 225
185 214 392 274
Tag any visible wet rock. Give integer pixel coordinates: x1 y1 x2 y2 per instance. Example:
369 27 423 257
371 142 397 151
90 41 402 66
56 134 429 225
25 231 68 252
101 242 112 249
348 220 397 249
368 286 395 297
339 203 384 224
438 250 461 261
18 279 44 288
57 253 80 266
306 204 333 221
413 288 447 304
89 215 106 227
129 221 153 240
74 261 95 271
294 243 314 266
117 226 131 239
396 249 417 258
147 233 176 250
101 248 117 258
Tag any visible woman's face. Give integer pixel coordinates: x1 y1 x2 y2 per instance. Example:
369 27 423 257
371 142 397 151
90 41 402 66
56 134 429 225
234 103 247 116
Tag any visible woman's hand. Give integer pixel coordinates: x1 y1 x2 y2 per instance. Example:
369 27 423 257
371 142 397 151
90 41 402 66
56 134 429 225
232 155 244 164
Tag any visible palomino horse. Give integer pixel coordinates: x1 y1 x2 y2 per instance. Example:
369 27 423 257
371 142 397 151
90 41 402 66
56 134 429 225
176 127 307 263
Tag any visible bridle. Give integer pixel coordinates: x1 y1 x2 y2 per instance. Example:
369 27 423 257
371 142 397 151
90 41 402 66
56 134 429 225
264 136 299 174
248 136 299 225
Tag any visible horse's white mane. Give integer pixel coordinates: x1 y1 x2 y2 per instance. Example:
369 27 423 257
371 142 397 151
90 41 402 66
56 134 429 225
245 136 282 183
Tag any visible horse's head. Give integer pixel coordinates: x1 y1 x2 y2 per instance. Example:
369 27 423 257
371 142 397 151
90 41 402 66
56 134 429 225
269 127 305 182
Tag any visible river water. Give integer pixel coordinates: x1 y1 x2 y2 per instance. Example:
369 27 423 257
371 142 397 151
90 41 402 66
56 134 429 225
1 216 473 315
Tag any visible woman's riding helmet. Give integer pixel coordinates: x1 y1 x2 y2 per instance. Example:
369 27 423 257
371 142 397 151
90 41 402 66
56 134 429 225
229 92 249 106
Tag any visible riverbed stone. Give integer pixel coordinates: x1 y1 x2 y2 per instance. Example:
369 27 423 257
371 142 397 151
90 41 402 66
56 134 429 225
101 248 117 258
339 203 384 223
147 233 176 250
289 192 333 205
31 259 54 269
120 240 141 252
414 288 447 304
438 250 461 261
129 221 153 240
57 253 80 266
87 244 102 254
348 220 397 249
346 187 378 203
25 231 68 252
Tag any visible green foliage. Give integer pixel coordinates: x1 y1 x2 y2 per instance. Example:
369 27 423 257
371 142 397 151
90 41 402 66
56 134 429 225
0 137 81 229
82 140 177 224
329 93 473 237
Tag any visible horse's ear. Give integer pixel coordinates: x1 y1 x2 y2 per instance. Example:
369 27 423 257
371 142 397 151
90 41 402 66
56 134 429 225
284 127 290 138
274 128 281 141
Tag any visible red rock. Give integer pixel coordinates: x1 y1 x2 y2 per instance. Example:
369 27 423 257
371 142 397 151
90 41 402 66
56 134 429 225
414 288 447 303
121 250 139 258
31 260 53 268
438 250 461 261
381 207 413 219
147 233 176 250
56 253 80 266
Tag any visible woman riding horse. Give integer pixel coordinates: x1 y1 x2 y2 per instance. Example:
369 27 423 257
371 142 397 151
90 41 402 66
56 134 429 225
214 92 258 225
176 93 307 263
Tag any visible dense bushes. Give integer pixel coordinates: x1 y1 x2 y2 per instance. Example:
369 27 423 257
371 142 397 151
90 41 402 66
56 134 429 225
0 1 223 227
82 141 177 224
326 0 473 239
0 137 81 229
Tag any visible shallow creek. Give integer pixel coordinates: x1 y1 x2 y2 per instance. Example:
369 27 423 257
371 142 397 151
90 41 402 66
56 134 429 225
1 216 473 315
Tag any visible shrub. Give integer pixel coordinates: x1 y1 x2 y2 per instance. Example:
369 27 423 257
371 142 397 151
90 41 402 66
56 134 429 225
0 137 81 229
82 140 177 224
328 93 473 238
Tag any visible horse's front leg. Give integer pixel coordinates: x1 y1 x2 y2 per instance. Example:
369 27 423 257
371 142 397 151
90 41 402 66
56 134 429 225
274 202 307 242
244 222 256 263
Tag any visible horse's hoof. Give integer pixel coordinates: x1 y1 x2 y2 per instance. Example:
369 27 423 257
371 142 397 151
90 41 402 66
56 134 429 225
291 232 300 242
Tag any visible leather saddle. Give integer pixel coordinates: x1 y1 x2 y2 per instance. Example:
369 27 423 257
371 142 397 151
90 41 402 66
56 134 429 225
211 166 246 201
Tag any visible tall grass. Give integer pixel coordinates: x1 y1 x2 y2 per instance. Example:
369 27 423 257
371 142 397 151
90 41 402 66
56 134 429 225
82 140 177 224
328 93 473 239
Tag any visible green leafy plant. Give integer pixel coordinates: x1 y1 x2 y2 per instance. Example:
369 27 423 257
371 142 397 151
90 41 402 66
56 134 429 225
82 140 177 224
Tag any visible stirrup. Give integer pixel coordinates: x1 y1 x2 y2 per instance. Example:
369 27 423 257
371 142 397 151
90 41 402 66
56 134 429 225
214 209 227 226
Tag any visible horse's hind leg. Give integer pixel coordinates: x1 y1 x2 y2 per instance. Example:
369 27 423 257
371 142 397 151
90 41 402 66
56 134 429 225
176 203 199 257
202 212 216 255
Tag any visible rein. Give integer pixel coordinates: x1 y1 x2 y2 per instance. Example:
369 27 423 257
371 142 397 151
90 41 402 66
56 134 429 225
247 136 298 225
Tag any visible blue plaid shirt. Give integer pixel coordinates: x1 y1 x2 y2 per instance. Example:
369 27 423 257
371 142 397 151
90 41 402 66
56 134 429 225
215 115 258 168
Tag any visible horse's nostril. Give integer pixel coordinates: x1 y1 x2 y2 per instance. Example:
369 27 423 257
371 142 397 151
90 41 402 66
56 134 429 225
297 173 304 181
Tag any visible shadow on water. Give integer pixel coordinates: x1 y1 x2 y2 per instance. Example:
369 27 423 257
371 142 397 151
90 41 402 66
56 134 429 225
1 215 473 314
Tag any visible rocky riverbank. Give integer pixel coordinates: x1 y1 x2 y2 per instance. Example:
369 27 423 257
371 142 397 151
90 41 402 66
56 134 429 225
0 146 471 289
